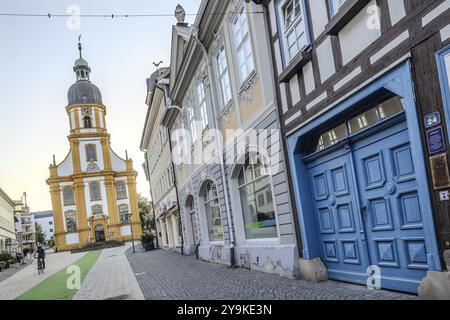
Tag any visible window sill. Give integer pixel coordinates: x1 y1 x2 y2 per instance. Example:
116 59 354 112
325 0 371 35
279 49 313 83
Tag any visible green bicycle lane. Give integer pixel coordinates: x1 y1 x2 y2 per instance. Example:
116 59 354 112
17 250 102 300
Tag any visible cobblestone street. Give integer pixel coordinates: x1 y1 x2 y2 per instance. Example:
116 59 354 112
126 248 416 300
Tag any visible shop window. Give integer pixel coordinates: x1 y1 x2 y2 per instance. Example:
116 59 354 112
202 181 224 242
238 154 278 240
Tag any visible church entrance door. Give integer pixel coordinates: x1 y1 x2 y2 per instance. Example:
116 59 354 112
94 224 105 243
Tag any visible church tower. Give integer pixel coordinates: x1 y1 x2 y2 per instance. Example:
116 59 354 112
47 38 142 251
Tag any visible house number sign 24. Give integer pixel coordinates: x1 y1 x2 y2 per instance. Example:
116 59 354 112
424 112 441 129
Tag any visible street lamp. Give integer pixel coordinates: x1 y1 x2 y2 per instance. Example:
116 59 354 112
128 213 136 254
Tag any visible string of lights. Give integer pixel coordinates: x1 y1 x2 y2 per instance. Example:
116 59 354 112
0 11 264 18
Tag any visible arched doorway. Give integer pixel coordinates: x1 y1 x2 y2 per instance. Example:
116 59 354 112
94 224 105 243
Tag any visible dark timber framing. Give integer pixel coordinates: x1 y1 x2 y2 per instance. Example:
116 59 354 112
256 0 450 265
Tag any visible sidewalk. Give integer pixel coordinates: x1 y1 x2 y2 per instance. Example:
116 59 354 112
126 248 416 300
0 251 86 300
73 243 144 300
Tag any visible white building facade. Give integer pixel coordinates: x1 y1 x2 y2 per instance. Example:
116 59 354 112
141 68 182 251
32 211 55 241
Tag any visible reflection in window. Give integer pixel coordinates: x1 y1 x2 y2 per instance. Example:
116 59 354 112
348 96 405 134
316 123 347 152
238 155 278 240
314 96 405 152
65 211 77 232
202 181 223 242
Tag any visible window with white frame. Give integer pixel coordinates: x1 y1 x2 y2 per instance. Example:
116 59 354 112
202 181 224 242
238 154 278 240
279 0 308 63
216 45 232 107
329 0 348 16
232 5 255 84
187 99 198 144
196 82 208 131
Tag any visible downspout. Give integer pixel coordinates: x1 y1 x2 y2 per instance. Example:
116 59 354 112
192 31 236 268
144 152 159 249
158 83 185 256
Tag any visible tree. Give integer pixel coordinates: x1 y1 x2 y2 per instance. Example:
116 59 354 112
138 193 155 234
35 222 46 245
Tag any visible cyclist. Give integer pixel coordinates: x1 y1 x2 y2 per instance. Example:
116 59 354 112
34 245 46 272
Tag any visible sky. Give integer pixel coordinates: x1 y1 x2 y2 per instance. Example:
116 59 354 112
0 0 201 211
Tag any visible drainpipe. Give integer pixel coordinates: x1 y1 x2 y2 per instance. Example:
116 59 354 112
192 30 236 268
144 152 159 249
157 83 185 256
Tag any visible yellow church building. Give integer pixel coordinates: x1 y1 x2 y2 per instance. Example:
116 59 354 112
47 40 142 251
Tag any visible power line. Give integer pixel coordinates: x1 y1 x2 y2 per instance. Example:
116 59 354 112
0 11 264 18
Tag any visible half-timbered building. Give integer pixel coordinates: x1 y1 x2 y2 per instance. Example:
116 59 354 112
252 0 450 293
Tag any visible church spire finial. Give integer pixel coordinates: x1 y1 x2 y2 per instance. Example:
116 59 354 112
78 35 83 59
73 35 91 81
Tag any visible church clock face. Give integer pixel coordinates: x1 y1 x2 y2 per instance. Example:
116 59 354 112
82 107 92 116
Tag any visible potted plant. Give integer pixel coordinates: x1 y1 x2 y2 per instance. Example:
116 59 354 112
141 233 155 251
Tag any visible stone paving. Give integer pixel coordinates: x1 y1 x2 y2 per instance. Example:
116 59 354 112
73 243 144 300
0 261 33 284
127 248 416 300
0 251 86 300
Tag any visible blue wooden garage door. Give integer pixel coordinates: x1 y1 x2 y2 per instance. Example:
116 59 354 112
306 118 429 293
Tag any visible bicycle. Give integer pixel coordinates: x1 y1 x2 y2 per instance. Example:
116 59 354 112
37 257 45 275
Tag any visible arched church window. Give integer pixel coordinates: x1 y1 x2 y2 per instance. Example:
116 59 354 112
86 144 97 162
116 181 128 200
119 204 129 225
89 181 101 201
84 116 92 128
62 186 75 206
65 211 77 232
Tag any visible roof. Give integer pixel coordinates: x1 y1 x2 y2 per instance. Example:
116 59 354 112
68 80 103 105
31 210 54 219
0 187 15 206
140 68 171 151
